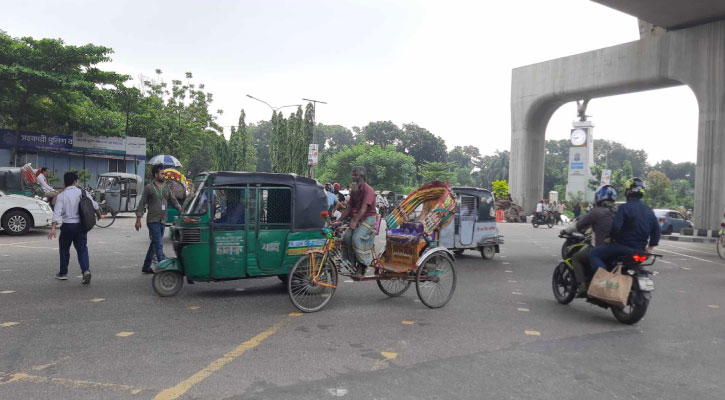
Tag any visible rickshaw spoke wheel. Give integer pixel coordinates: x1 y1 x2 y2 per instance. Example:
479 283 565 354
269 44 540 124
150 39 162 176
95 205 116 228
415 253 456 308
288 252 338 313
377 278 411 297
152 270 184 297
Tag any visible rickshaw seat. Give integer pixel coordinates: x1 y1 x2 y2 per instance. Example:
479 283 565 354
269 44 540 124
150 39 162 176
387 222 424 244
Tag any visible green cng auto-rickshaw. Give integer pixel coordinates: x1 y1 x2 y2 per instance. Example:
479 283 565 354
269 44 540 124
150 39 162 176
152 172 328 297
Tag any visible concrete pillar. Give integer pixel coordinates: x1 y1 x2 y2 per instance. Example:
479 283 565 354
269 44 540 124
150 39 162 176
510 19 725 230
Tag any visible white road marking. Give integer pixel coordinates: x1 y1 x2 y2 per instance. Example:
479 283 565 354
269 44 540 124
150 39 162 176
661 243 715 255
657 248 717 264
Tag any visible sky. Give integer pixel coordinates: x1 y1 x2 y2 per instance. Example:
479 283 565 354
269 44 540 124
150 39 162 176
0 0 699 164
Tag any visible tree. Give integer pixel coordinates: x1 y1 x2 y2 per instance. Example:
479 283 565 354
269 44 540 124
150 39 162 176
249 120 273 172
645 170 672 208
651 160 695 186
0 31 129 164
472 150 509 189
319 143 416 191
593 140 648 177
491 180 509 199
448 145 481 169
227 109 256 171
419 162 457 184
359 121 400 148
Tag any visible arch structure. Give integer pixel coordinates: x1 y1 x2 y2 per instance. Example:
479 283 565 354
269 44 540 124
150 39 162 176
510 19 725 230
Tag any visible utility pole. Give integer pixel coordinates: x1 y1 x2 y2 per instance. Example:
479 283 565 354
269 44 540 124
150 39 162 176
302 98 326 179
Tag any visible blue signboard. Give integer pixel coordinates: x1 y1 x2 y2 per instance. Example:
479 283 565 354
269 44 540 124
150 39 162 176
570 162 584 170
0 129 73 152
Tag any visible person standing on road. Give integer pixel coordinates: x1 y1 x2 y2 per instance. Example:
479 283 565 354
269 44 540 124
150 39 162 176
48 171 93 284
556 201 566 225
572 202 582 219
135 164 182 274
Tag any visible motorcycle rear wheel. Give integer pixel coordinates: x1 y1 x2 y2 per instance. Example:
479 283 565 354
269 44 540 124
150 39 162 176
611 292 648 324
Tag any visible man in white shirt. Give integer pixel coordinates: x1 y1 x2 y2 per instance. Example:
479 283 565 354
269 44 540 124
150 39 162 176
48 172 93 284
37 167 59 206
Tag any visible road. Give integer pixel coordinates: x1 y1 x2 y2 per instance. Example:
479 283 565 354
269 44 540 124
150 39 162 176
0 217 723 399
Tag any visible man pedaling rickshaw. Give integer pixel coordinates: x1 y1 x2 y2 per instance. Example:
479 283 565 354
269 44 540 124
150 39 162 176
337 166 378 278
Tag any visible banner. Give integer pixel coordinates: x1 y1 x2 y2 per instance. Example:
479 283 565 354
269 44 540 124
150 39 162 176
72 132 125 155
0 129 146 159
0 129 73 152
125 136 147 157
601 169 612 185
308 144 319 165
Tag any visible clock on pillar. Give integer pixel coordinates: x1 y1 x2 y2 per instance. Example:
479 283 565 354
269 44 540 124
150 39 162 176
565 121 595 202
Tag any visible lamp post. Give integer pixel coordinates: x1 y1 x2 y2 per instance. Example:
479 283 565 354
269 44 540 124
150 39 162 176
245 94 301 113
302 98 327 179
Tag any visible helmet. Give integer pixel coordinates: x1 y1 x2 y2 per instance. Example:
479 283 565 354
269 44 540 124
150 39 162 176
333 183 340 191
594 184 617 205
624 178 646 198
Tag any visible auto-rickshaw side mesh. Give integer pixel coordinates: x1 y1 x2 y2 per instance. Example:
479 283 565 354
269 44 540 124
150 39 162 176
260 188 291 225
212 187 247 225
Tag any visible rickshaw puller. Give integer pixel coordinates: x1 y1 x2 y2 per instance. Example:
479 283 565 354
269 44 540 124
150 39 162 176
337 166 377 277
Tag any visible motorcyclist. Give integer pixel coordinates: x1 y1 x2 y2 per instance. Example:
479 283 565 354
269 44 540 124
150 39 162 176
560 185 618 293
535 200 545 220
589 178 661 275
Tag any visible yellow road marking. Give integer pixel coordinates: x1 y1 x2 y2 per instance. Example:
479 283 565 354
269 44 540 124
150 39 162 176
0 290 15 294
401 320 415 325
525 330 541 336
116 332 135 337
289 312 302 317
0 371 147 394
380 352 398 360
90 298 105 302
153 318 290 400
707 305 720 309
517 308 530 312
1 322 19 327
187 306 200 310
31 356 71 371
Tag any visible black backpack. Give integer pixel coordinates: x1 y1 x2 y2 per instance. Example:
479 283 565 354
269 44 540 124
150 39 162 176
79 189 96 232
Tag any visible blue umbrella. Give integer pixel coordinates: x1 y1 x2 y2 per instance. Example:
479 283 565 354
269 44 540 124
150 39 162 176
148 155 182 168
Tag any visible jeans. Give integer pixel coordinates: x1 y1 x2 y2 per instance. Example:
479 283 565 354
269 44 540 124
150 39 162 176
59 223 89 275
589 243 638 275
143 222 165 269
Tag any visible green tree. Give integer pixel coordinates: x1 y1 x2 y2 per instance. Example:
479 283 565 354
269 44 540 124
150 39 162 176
228 109 256 171
397 123 447 174
319 143 416 191
249 120 273 172
359 121 400 148
419 161 457 184
491 180 509 199
645 170 672 208
472 150 509 189
448 145 481 169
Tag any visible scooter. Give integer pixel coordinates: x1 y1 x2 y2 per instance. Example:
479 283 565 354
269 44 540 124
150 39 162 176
552 238 660 325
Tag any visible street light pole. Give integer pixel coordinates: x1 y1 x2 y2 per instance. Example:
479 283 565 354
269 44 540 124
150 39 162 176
245 94 301 113
302 98 327 179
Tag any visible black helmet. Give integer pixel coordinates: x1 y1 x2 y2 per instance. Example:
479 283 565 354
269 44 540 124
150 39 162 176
624 178 646 198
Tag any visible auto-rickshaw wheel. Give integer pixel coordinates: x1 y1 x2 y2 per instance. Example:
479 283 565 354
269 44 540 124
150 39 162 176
288 252 338 313
415 252 456 308
152 270 184 297
481 245 495 260
453 249 465 256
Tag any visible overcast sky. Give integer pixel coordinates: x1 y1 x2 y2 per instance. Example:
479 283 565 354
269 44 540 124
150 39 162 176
1 0 698 164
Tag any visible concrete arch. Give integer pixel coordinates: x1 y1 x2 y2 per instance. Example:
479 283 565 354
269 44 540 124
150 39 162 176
510 20 725 229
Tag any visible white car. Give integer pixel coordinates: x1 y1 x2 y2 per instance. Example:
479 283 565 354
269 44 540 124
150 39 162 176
0 190 53 236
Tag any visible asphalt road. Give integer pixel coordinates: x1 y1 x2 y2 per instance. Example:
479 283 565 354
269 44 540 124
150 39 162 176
0 217 723 399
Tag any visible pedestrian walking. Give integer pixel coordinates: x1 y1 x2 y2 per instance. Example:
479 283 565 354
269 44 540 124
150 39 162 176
135 164 182 274
556 201 566 225
573 202 582 219
47 171 95 284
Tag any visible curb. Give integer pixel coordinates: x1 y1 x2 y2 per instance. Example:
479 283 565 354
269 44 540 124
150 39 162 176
680 228 719 238
662 235 717 244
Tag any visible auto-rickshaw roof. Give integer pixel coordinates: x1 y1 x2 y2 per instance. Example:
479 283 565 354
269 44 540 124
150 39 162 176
206 171 321 188
99 172 143 181
451 186 493 198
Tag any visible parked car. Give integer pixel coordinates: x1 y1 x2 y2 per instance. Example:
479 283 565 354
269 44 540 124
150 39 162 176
0 190 53 236
654 209 693 234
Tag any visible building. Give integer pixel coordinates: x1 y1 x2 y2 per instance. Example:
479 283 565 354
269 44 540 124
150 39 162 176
0 129 146 189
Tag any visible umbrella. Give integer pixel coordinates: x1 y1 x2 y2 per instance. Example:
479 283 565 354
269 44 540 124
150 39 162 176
148 155 182 168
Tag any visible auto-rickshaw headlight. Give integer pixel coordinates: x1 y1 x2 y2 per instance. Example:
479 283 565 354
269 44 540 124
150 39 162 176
183 217 200 224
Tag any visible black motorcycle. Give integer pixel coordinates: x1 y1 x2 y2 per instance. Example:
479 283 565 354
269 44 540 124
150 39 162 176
532 212 555 228
560 231 588 259
552 245 660 325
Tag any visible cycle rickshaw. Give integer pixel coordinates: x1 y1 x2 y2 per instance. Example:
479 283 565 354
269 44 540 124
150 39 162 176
287 181 457 312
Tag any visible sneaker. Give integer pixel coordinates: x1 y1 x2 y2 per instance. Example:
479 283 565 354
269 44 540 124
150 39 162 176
55 273 68 280
141 268 155 274
82 271 92 284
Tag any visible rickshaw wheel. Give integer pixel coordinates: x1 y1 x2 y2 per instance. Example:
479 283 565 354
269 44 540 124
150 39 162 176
95 204 116 228
415 252 456 308
377 279 411 297
288 252 338 313
152 270 184 297
481 245 496 260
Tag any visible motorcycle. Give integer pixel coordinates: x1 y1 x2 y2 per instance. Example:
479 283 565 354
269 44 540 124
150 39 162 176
560 230 588 259
552 237 660 324
532 211 555 228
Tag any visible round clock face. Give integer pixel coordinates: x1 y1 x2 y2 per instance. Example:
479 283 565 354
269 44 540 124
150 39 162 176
571 129 587 146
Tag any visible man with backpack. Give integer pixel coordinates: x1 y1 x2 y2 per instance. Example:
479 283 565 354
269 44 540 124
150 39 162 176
48 171 99 284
